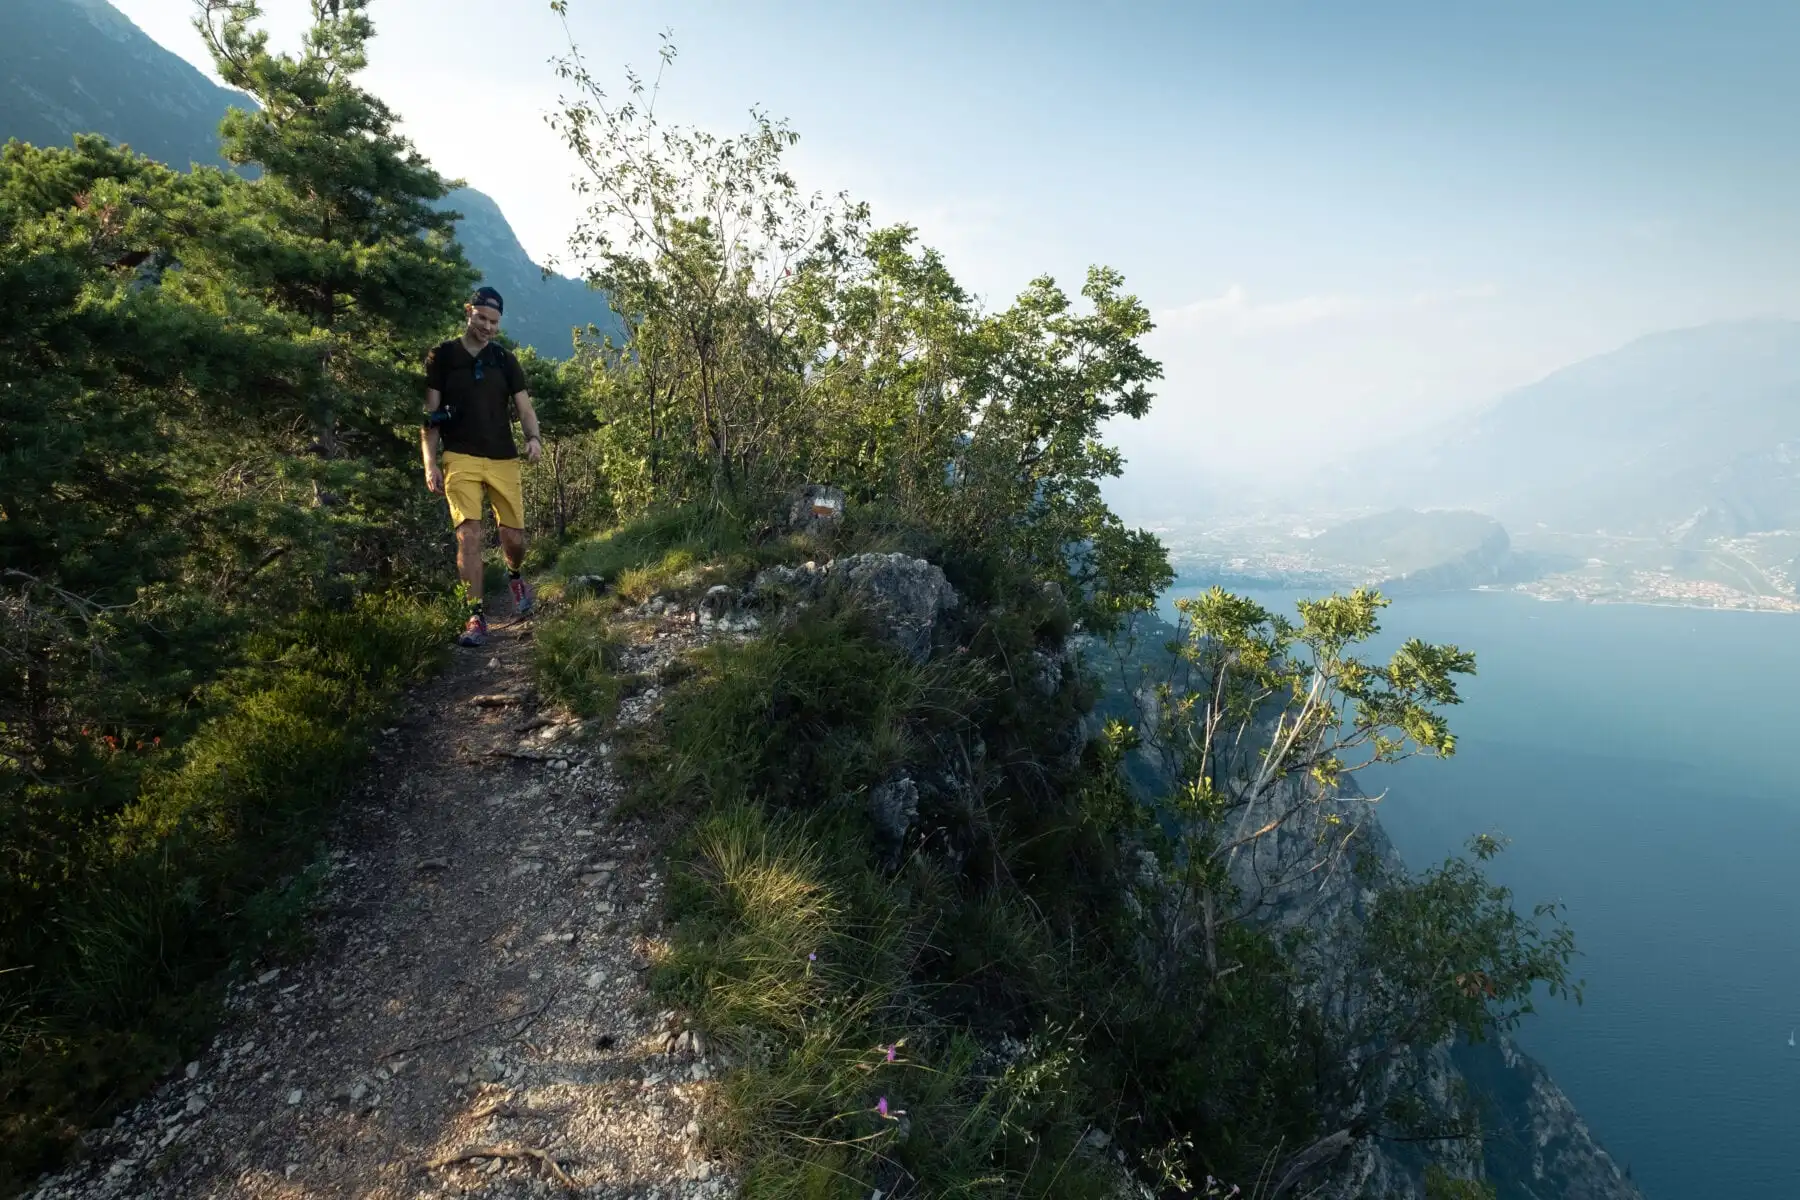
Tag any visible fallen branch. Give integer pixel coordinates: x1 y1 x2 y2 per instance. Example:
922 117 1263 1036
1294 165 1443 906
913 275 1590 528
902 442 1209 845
470 693 529 708
427 1143 577 1190
487 747 557 762
375 996 553 1062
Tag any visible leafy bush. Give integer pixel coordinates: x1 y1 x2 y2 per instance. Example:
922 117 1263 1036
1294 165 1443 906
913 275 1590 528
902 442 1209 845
0 594 450 1190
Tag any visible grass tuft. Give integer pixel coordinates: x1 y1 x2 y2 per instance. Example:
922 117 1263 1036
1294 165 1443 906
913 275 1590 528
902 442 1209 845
534 597 628 719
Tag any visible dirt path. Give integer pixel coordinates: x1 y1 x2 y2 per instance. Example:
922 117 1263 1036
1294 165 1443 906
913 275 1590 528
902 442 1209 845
30 604 733 1200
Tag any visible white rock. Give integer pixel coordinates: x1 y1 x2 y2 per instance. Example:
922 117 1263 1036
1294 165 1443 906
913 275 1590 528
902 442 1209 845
286 1089 303 1106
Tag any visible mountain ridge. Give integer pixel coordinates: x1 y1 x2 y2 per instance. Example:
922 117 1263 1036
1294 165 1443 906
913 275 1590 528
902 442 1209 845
1340 318 1800 535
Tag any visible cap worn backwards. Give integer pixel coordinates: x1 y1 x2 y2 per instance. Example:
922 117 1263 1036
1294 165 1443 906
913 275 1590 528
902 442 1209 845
470 285 504 314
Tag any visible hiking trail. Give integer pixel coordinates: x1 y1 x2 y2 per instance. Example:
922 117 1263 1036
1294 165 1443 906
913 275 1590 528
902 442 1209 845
30 601 735 1200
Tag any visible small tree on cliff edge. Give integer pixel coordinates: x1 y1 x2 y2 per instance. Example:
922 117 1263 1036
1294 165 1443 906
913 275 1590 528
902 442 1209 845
1113 588 1579 1191
544 16 1173 628
547 16 863 509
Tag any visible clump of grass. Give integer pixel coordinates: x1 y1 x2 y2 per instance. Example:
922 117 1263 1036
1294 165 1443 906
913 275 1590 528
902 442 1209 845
548 504 825 612
534 597 628 719
657 803 1118 1199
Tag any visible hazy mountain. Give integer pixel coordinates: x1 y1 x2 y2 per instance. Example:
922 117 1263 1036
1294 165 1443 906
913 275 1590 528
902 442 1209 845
433 185 618 357
0 0 617 356
1351 320 1800 536
3 0 248 171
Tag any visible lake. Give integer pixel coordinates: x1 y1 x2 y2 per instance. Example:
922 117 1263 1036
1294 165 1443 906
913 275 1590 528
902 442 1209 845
1156 586 1800 1199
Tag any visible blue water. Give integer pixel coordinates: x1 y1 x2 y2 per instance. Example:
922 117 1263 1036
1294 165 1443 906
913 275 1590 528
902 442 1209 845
1156 587 1800 1199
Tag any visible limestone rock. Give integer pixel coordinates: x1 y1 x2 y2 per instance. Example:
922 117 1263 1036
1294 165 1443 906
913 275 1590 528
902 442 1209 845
824 553 959 663
866 773 920 867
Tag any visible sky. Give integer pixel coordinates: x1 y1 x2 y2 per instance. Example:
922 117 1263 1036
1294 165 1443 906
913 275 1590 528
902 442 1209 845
113 0 1800 511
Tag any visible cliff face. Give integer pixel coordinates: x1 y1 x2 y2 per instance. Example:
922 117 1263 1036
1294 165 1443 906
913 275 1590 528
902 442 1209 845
1093 616 1641 1200
1273 791 1642 1200
1450 1039 1643 1200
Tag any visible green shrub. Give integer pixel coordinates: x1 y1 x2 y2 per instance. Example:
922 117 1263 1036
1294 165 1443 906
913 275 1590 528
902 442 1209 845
602 529 1342 1194
638 608 987 814
0 593 450 1191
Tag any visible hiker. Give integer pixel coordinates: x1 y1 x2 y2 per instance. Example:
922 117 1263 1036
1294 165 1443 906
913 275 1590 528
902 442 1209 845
421 285 544 647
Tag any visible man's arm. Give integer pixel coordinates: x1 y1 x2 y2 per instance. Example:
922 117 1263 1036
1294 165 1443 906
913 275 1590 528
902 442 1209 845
421 387 444 492
513 390 543 465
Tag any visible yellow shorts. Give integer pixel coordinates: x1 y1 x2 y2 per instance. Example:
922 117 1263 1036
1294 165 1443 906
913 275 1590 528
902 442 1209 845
441 452 525 530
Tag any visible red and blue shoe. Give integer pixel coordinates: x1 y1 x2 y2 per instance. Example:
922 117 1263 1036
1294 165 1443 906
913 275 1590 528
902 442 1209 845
458 613 488 647
509 576 535 617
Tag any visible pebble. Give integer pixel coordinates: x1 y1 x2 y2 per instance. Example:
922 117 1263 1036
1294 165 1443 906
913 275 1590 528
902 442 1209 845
286 1089 303 1106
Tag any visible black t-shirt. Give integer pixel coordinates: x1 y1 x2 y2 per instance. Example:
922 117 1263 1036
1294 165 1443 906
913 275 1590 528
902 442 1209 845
424 338 528 460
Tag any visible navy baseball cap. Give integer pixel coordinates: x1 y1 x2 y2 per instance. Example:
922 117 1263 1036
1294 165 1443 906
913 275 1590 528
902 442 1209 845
469 285 504 314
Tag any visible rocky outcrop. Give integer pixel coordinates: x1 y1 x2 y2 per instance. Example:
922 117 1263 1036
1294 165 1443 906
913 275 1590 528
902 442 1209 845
866 773 921 870
1451 1038 1644 1200
1227 781 1641 1200
747 552 960 663
1377 522 1514 596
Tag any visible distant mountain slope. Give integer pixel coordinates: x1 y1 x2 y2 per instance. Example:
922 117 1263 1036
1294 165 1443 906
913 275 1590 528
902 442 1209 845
0 0 617 356
2 0 247 171
1308 508 1505 576
1370 320 1800 535
434 186 617 358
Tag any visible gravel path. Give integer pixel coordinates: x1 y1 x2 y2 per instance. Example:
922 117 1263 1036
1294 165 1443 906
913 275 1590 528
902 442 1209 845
29 603 736 1200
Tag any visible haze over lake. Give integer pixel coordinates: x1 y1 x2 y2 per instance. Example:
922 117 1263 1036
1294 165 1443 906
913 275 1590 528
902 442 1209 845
1158 585 1800 1199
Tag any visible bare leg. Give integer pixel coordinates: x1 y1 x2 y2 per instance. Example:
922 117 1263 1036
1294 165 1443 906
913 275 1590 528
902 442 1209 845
456 520 485 607
498 525 526 572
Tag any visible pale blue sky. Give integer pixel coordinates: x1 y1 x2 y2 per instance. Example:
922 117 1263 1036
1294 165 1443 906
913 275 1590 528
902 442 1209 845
115 0 1800 502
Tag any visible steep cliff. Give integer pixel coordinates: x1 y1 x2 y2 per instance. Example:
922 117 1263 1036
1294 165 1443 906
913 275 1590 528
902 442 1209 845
1092 611 1642 1200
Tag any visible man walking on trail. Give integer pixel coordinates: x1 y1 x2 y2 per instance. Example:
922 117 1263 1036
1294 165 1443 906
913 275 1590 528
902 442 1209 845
421 285 544 647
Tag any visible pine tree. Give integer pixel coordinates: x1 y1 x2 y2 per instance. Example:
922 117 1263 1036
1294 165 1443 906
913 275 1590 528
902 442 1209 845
198 0 476 589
